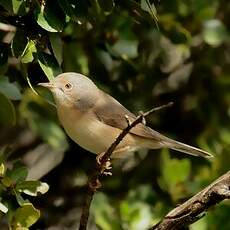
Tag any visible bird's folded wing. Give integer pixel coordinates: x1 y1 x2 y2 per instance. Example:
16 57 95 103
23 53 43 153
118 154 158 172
93 91 165 141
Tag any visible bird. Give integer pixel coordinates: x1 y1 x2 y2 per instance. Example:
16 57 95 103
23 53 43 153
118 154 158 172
38 72 212 160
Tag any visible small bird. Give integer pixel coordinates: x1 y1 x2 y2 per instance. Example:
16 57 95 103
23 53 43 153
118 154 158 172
39 72 212 159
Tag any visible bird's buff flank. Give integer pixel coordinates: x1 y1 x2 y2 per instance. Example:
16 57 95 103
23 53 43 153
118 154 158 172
39 72 212 159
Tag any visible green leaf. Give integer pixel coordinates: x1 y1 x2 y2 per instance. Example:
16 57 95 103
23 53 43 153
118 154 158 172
203 19 228 47
49 33 63 65
11 29 28 58
0 92 16 126
0 201 8 213
162 151 191 187
16 181 49 196
7 164 28 184
38 52 62 81
0 0 27 15
92 193 120 230
20 40 37 64
141 0 158 29
34 3 65 32
11 203 40 228
0 76 21 100
0 163 5 177
98 0 115 14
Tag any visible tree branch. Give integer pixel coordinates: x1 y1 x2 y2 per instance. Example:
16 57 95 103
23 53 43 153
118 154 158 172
150 170 230 230
79 102 173 230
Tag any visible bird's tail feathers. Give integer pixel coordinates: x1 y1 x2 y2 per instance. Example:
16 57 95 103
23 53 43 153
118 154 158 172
162 139 213 158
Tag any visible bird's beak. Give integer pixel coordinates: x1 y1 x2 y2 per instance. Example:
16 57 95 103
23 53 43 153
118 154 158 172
38 82 55 89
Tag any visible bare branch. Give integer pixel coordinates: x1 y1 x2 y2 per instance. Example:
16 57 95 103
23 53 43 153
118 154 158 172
79 102 173 230
150 170 230 230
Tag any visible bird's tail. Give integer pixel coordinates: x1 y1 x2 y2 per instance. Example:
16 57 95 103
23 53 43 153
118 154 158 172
162 139 213 158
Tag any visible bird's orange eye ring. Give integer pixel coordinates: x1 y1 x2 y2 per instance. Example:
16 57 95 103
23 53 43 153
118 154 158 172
64 83 72 90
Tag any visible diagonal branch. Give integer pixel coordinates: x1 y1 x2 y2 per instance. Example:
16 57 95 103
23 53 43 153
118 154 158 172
79 102 173 230
150 170 230 230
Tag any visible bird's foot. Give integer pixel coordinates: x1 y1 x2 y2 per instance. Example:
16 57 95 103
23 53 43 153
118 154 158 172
96 153 112 176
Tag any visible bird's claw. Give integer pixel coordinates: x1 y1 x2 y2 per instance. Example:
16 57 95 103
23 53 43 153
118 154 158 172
96 153 112 176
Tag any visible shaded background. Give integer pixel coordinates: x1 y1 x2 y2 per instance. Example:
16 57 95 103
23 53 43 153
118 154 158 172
0 0 229 229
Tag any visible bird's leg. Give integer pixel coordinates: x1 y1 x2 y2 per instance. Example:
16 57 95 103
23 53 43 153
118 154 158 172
96 146 132 176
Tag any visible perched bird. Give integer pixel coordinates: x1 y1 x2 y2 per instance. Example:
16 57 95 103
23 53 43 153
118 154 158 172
39 72 212 159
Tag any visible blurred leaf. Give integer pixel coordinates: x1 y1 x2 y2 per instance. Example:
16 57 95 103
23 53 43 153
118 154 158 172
58 0 88 21
98 0 115 14
0 201 8 213
0 92 16 126
203 19 228 47
120 185 155 230
0 163 5 177
34 3 65 32
162 151 191 187
111 40 138 58
38 52 62 81
92 193 120 230
20 40 37 64
11 203 40 228
0 76 21 100
153 63 193 95
1 176 12 187
0 43 8 66
191 215 208 230
16 181 49 196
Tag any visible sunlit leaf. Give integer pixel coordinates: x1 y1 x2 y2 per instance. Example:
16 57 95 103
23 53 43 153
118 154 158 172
203 19 228 47
20 40 37 64
11 203 40 228
16 181 49 196
0 202 8 213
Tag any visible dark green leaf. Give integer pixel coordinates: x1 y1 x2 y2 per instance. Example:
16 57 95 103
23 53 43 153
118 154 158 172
11 29 28 58
34 3 66 32
98 0 115 14
6 164 28 184
0 92 16 126
58 0 88 21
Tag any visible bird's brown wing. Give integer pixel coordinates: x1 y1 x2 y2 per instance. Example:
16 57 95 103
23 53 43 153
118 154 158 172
93 91 165 141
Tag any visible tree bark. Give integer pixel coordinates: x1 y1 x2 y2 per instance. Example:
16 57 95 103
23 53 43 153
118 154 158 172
151 171 230 230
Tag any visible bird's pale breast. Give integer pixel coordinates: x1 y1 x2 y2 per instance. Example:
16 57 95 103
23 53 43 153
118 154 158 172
57 106 139 155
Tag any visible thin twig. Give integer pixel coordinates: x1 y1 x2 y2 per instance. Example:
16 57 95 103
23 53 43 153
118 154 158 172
79 102 173 230
150 170 230 230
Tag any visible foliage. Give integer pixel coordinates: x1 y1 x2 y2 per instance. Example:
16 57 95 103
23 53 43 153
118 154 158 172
0 0 229 229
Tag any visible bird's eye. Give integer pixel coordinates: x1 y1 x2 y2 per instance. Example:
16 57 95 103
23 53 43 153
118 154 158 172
64 83 72 90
